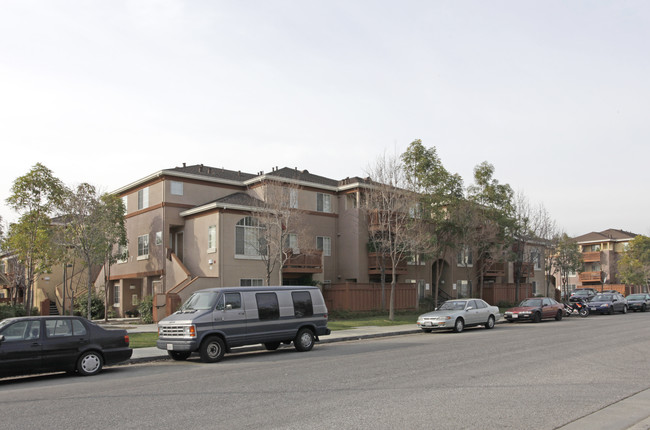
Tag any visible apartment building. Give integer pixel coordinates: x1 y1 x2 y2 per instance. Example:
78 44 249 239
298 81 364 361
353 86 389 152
99 163 547 319
568 228 637 291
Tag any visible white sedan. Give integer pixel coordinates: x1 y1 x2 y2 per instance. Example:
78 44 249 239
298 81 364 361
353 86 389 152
417 299 501 333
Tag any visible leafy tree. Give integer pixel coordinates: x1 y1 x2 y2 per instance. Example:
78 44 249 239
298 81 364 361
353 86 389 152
5 163 65 315
61 184 127 320
553 233 583 300
618 235 650 293
401 139 464 308
138 295 154 324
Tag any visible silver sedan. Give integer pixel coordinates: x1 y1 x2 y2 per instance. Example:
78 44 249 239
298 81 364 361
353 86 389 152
417 299 501 333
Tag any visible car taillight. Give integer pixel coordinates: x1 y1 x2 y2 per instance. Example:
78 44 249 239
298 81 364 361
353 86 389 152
124 335 130 346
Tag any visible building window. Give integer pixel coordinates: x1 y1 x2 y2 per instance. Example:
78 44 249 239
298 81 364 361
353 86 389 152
113 285 120 307
240 278 264 287
457 246 473 266
170 181 183 196
116 244 128 263
316 236 331 257
290 189 298 208
132 294 139 306
235 217 266 257
287 233 298 251
532 250 541 270
137 187 149 210
316 193 331 213
208 225 217 253
122 196 128 213
457 280 472 298
155 231 163 246
137 234 149 260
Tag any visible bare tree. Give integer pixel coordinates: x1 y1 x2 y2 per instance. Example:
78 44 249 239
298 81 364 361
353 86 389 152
364 152 418 320
247 177 306 286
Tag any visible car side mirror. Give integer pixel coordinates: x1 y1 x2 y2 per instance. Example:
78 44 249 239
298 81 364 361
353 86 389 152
466 307 473 311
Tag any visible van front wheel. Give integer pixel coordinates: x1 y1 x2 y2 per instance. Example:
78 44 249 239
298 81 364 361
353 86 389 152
294 328 314 352
200 337 225 363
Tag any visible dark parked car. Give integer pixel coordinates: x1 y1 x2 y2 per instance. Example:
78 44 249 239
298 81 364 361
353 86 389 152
504 297 565 323
569 289 598 302
587 293 628 315
626 293 650 312
0 316 132 378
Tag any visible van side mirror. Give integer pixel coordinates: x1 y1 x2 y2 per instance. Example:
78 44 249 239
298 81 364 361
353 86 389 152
226 304 233 310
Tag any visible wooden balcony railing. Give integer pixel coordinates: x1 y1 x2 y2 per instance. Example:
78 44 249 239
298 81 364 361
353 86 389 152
283 250 323 274
480 260 506 278
579 271 603 283
582 251 601 263
368 252 408 275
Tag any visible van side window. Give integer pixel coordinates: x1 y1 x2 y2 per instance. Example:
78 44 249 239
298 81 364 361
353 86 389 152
225 293 241 309
292 291 313 318
256 293 279 320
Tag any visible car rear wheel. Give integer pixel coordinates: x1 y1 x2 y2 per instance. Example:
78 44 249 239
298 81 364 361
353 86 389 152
199 336 225 363
532 312 541 323
294 328 314 352
453 318 464 333
485 315 495 329
555 310 563 321
77 351 103 376
168 351 191 361
622 305 627 314
642 304 647 312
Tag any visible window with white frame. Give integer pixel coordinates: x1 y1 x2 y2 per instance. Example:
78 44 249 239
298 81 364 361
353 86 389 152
116 244 128 263
240 278 264 287
235 217 266 257
290 189 298 208
170 181 183 196
457 246 473 266
113 285 120 307
137 187 149 210
287 233 298 252
316 236 331 256
316 193 331 213
137 234 149 259
532 249 541 270
155 231 163 246
208 225 217 253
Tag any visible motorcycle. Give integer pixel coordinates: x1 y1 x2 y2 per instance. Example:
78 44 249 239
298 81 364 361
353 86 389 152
564 300 589 317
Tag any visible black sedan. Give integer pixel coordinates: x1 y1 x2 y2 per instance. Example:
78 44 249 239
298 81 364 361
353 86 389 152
0 316 132 378
626 293 650 312
587 293 628 315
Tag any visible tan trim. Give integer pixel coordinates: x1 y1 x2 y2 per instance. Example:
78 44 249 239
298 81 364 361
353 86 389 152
125 203 163 219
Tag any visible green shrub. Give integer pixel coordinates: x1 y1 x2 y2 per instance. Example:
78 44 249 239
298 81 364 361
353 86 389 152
73 293 106 320
138 296 153 324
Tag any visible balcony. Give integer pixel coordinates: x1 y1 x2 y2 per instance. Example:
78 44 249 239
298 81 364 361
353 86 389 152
582 251 601 263
579 271 603 283
480 260 506 278
368 252 408 275
283 250 323 274
515 262 535 280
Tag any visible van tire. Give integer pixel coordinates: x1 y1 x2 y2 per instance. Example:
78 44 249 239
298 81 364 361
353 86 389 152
264 342 281 351
294 328 314 352
199 336 225 363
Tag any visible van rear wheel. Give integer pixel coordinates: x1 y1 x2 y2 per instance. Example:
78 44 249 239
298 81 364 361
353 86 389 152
199 336 225 363
294 328 314 352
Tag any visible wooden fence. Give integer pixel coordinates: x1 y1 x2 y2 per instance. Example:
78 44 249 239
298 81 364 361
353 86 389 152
323 283 417 312
481 283 534 305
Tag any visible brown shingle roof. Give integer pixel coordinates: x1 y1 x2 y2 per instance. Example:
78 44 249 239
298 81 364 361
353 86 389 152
573 229 638 243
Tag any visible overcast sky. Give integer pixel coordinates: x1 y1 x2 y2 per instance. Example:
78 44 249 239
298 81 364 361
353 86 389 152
1 1 649 237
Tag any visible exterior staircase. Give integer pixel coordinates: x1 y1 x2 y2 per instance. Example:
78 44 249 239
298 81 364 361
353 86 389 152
49 301 60 315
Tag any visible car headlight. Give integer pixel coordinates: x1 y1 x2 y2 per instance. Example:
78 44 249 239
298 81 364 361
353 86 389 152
601 304 609 307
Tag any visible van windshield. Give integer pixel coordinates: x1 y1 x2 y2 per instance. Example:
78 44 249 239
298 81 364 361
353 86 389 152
178 292 218 312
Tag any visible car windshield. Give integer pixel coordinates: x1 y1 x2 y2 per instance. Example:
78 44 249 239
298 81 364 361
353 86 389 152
178 292 218 312
627 294 644 300
439 301 467 311
593 294 612 301
519 299 542 307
